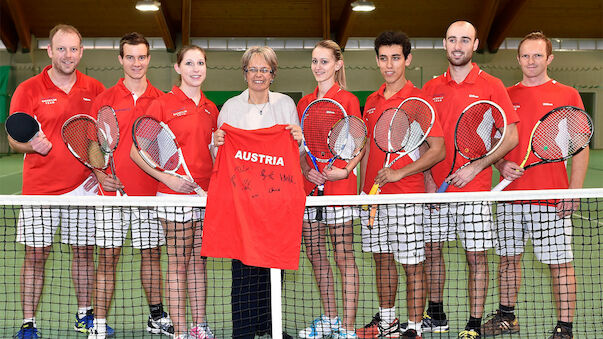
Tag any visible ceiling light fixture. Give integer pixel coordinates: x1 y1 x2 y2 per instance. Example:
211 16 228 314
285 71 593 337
351 0 375 12
135 0 160 12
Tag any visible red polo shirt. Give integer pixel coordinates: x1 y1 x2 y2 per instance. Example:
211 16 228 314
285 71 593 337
10 65 105 195
504 80 584 191
91 78 164 196
362 81 443 194
145 86 219 194
297 84 361 195
422 63 519 192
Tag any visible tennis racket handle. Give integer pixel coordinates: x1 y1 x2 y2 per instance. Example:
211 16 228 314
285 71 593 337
315 186 324 221
193 186 207 197
492 178 512 192
361 183 381 211
436 182 449 193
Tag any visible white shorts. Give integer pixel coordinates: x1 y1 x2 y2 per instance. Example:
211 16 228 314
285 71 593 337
361 203 425 265
16 175 98 247
156 192 204 223
423 202 494 252
304 205 354 224
495 203 573 265
95 206 165 249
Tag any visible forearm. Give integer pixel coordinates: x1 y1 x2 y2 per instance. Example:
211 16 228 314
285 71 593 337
8 136 35 153
568 146 589 189
129 144 171 184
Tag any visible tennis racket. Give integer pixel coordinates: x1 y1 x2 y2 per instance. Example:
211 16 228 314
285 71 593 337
62 114 109 171
492 106 593 191
97 105 126 196
5 112 41 143
132 116 205 197
367 97 435 228
301 98 347 221
437 100 507 193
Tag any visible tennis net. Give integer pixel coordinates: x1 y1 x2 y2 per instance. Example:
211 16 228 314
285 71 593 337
0 189 601 338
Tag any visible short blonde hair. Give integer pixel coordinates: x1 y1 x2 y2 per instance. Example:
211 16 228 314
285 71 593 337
241 46 278 76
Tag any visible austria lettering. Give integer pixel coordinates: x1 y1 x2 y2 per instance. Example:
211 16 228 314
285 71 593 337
234 150 285 166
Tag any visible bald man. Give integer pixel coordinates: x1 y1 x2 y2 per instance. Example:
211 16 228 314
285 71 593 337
418 21 519 339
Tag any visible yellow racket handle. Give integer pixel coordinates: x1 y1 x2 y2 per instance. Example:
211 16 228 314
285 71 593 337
366 183 381 229
361 183 381 210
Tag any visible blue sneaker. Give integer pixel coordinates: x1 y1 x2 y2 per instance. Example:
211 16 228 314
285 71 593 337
14 322 40 339
74 311 115 337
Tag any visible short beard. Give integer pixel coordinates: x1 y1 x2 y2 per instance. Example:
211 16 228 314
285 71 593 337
446 52 472 67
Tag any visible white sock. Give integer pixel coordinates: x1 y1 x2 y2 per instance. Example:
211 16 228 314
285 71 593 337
407 320 422 336
379 306 396 324
78 306 92 317
94 318 107 333
23 318 35 326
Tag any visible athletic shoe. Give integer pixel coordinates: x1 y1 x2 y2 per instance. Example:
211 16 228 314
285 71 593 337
147 312 175 335
14 322 40 339
190 322 215 339
548 325 573 339
88 326 106 339
481 310 519 336
458 329 481 339
400 329 421 339
333 327 358 338
402 312 449 334
299 315 341 338
74 311 115 336
174 334 196 339
356 313 400 338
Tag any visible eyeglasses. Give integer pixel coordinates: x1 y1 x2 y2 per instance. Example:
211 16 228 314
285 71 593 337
245 67 273 74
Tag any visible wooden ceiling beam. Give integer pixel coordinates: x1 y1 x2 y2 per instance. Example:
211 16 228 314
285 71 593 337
155 0 176 52
475 0 500 52
335 0 355 50
322 0 330 40
5 0 30 52
182 0 191 46
487 0 528 53
0 0 18 53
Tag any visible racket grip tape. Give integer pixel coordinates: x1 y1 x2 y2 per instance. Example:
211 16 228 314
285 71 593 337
361 183 381 211
492 178 512 192
366 183 381 229
436 182 449 193
315 187 324 221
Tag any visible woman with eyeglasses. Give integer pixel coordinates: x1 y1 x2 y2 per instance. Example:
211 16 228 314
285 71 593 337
213 46 302 339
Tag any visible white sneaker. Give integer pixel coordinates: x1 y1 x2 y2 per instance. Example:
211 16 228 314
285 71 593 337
190 322 215 339
87 326 106 339
174 334 195 339
299 315 341 338
333 328 358 338
147 312 175 335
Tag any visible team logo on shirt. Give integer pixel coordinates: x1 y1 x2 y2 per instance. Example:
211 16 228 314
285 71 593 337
468 94 479 99
82 97 92 102
235 150 285 167
542 102 554 106
432 94 444 103
204 108 212 115
365 107 376 115
513 103 521 110
41 98 57 105
172 109 188 117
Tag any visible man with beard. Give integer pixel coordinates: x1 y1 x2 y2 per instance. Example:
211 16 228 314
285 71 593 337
420 21 518 339
8 24 106 339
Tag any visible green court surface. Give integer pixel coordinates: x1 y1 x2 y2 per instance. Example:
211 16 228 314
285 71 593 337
0 151 601 337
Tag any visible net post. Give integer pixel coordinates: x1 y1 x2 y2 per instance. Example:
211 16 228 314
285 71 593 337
270 268 283 339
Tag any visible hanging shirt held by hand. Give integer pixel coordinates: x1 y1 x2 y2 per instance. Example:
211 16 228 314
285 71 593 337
201 123 305 270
